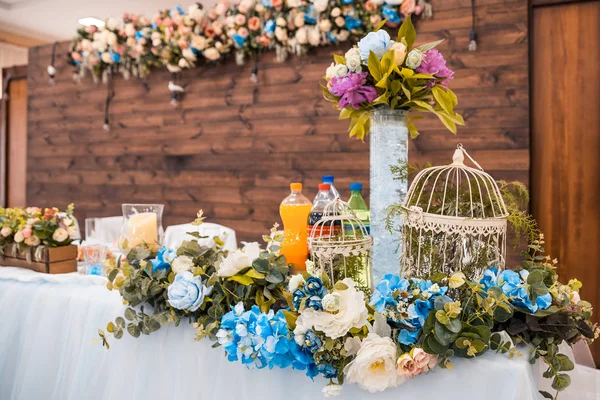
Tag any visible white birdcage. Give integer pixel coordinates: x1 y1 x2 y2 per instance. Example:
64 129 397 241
308 199 373 292
400 144 509 279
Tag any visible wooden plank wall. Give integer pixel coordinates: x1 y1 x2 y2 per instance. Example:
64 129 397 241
26 0 528 244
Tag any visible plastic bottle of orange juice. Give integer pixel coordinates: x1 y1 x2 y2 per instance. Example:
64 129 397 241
280 183 312 271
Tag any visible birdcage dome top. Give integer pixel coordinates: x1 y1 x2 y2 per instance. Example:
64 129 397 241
308 199 372 247
402 145 509 226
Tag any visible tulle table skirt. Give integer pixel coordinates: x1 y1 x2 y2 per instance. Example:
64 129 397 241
0 268 595 400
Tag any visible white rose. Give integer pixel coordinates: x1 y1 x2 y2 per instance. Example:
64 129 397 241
295 28 308 44
322 385 342 397
24 236 40 247
191 35 207 51
275 27 288 42
67 226 79 239
344 333 403 393
172 255 194 274
334 16 345 28
106 32 118 46
276 17 287 27
390 41 407 66
14 230 24 243
125 23 135 37
307 27 320 46
52 228 69 242
405 49 423 69
318 19 332 32
313 0 328 12
331 7 341 17
371 0 385 4
241 242 261 262
203 47 221 61
570 291 581 304
346 53 362 73
288 274 305 292
287 0 302 6
1 227 12 237
101 52 113 64
255 4 265 12
152 38 162 47
182 47 197 62
106 17 120 31
322 292 342 313
294 13 305 28
61 217 73 227
333 63 349 77
337 30 350 41
166 63 182 73
294 278 368 339
217 242 262 277
325 62 337 79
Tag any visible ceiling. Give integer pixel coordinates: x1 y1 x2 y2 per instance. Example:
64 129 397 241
0 0 215 43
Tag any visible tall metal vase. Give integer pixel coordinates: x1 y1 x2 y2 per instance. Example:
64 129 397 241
369 107 408 281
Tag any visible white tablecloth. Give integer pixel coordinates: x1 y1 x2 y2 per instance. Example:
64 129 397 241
0 268 597 400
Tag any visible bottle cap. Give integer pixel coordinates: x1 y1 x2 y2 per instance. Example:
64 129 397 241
290 183 302 191
322 175 334 184
350 182 362 191
318 183 331 191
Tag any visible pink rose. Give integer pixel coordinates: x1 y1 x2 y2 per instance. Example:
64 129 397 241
248 17 261 31
258 35 270 47
396 353 422 379
411 348 437 371
235 14 246 26
238 27 249 38
272 0 282 8
400 0 416 17
22 226 32 239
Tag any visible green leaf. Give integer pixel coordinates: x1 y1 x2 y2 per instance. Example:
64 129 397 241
245 269 266 279
108 269 119 283
266 268 285 284
127 323 141 338
374 18 387 32
435 310 450 325
333 54 346 65
282 310 298 330
333 281 349 291
368 51 382 82
106 322 115 333
115 317 126 328
252 258 269 274
447 318 462 333
434 320 458 346
228 274 254 285
527 270 545 285
551 373 571 391
555 354 575 372
397 15 416 50
539 391 554 399
431 85 454 116
407 116 420 138
424 334 448 354
415 39 445 53
124 308 137 321
114 329 124 339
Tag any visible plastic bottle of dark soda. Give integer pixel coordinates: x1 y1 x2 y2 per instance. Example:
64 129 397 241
308 183 338 237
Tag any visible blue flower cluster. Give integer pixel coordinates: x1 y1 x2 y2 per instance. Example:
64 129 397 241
479 268 552 313
370 274 449 346
292 277 328 311
150 247 176 273
216 303 318 377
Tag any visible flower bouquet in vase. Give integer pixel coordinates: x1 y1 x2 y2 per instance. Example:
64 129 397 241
322 16 463 279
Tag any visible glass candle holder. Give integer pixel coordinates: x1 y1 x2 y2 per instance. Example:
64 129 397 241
119 204 164 254
83 244 107 276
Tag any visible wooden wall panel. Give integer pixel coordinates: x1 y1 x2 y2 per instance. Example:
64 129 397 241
26 0 529 245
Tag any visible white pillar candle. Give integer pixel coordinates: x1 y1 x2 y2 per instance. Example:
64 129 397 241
127 212 158 248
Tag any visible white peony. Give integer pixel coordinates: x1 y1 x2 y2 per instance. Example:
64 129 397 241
14 230 24 243
294 278 368 339
217 242 262 277
203 47 221 61
344 333 404 393
313 0 329 12
346 53 362 73
288 274 305 292
322 385 342 397
295 28 308 44
67 226 78 239
172 255 194 274
24 236 40 247
52 228 69 243
191 35 207 51
1 227 12 237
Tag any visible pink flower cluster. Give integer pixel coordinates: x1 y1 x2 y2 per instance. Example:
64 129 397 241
396 348 438 379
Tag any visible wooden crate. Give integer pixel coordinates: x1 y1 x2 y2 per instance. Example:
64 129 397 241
0 245 78 274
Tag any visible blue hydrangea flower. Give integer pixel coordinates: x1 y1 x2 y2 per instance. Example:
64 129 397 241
306 295 323 311
317 363 338 379
264 19 275 35
382 5 402 24
345 15 362 30
305 276 325 296
370 274 410 312
326 32 337 43
480 267 499 290
110 51 121 63
398 327 420 345
292 289 306 310
150 246 176 273
217 303 318 377
304 6 317 25
170 5 185 16
301 330 322 352
232 34 247 48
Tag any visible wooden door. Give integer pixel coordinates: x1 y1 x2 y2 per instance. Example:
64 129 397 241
0 65 28 207
531 0 600 366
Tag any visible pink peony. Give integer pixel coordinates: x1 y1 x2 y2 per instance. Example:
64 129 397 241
416 49 454 88
328 72 378 110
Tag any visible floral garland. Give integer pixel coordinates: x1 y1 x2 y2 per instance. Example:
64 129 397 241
100 212 597 400
0 205 78 256
68 0 432 83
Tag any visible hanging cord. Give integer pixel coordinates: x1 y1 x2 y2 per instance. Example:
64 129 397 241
250 51 259 84
47 42 58 85
103 73 115 132
456 144 484 171
168 72 185 107
468 0 477 51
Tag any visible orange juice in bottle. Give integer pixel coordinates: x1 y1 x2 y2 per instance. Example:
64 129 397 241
280 183 312 272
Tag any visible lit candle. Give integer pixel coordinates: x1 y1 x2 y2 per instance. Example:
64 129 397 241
127 212 158 248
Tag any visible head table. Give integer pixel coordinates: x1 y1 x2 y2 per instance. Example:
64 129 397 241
0 267 597 400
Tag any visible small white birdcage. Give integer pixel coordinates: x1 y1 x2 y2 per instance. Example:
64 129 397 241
400 144 509 279
308 199 373 292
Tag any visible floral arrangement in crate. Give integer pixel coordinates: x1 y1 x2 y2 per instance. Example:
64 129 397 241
0 204 78 257
69 0 432 82
322 17 464 139
99 210 597 399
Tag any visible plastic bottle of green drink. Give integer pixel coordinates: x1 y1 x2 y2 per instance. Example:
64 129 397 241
347 183 370 235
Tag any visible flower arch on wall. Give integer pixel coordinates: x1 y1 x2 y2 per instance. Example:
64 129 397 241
68 0 432 84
